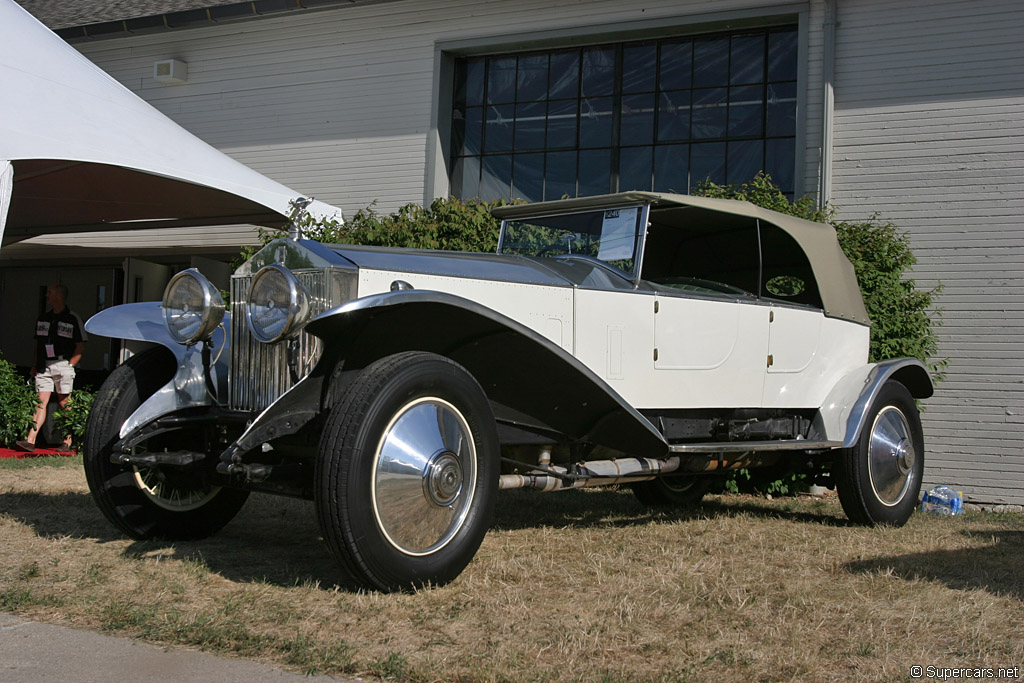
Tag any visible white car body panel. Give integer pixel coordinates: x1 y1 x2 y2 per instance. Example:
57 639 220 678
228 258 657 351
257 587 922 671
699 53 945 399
357 266 870 412
815 363 875 442
573 288 655 405
767 305 822 375
651 294 768 408
763 309 870 408
357 268 575 352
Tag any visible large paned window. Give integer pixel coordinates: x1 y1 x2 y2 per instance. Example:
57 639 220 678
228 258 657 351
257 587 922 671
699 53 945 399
450 26 798 201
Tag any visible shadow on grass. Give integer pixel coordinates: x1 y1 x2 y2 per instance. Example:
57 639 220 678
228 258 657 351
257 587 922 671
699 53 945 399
0 489 350 589
2 485 848 591
841 529 1024 601
121 493 354 589
0 490 126 542
490 487 849 531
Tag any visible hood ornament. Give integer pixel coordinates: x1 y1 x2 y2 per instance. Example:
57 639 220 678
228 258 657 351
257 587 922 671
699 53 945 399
288 196 314 241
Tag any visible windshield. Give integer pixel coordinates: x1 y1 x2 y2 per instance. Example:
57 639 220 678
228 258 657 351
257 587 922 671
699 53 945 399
498 206 644 278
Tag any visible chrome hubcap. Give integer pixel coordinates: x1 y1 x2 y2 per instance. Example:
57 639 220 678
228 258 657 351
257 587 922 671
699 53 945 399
372 397 477 556
425 451 464 507
867 406 916 506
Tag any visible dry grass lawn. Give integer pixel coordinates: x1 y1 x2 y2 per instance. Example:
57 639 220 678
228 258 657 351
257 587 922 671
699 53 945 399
1 457 1022 682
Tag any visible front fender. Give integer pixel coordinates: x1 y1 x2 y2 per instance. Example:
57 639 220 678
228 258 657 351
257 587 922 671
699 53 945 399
225 289 669 461
815 358 934 447
86 302 188 360
86 302 230 438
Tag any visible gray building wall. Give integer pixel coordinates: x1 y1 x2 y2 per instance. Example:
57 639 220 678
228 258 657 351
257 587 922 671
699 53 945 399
829 0 1024 504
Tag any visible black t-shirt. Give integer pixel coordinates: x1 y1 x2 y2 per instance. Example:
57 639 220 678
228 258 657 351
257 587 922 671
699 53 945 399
34 308 87 371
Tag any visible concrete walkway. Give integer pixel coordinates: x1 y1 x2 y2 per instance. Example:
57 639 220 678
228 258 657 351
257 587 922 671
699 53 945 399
0 613 360 683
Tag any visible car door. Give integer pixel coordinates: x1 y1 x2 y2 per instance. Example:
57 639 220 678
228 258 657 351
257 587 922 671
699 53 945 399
639 212 770 408
652 293 769 408
761 303 870 409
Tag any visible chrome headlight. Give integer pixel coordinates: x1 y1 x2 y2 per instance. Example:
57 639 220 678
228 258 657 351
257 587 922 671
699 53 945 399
162 269 225 345
246 264 311 343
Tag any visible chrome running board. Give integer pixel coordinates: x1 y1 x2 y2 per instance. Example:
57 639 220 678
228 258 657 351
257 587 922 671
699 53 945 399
668 440 842 454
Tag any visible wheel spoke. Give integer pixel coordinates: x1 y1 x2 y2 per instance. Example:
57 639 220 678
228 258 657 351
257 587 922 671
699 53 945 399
133 464 220 512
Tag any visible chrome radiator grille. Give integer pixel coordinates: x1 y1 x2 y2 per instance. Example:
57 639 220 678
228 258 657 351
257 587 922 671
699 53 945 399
229 269 329 412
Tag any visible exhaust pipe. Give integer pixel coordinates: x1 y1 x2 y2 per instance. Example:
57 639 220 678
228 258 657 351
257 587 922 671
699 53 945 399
499 455 682 491
498 448 783 492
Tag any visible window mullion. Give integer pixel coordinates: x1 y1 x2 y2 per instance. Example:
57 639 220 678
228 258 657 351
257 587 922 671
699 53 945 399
610 45 623 194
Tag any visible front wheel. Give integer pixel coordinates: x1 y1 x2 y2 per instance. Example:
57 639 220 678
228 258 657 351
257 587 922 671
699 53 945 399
835 381 924 526
83 347 249 540
315 352 498 592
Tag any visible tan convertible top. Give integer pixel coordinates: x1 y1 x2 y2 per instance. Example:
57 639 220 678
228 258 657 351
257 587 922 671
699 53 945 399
493 192 870 325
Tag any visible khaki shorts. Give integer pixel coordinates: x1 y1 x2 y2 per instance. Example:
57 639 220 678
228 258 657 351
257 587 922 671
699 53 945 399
35 359 75 394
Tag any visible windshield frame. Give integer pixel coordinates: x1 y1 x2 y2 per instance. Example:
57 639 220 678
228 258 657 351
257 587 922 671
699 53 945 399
497 203 651 288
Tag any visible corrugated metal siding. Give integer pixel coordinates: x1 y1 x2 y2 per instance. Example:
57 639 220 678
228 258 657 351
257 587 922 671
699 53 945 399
800 0 826 197
830 0 1024 504
72 0 815 219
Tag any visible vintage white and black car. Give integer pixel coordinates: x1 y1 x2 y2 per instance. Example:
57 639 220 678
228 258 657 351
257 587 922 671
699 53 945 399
84 192 933 591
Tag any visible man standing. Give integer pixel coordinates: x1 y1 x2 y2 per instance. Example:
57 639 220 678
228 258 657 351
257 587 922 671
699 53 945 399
15 283 87 452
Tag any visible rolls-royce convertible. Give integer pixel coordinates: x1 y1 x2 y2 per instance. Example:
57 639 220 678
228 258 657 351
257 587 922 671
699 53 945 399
83 192 932 591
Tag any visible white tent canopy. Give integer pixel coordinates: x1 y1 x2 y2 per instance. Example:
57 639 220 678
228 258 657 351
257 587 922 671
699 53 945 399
0 0 339 248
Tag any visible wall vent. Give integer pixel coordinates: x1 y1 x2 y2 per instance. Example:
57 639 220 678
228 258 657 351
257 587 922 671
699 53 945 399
153 59 188 84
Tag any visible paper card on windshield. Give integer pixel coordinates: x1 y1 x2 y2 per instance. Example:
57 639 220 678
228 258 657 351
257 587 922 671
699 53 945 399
597 208 638 261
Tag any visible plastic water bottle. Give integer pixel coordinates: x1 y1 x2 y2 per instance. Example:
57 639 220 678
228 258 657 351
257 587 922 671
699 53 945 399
920 485 963 516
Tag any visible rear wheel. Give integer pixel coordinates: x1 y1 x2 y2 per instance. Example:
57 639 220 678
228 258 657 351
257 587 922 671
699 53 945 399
835 381 923 526
315 352 498 592
631 476 711 507
83 347 249 540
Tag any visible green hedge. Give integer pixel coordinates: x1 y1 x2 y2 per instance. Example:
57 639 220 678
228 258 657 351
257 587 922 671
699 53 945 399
242 196 511 264
0 354 38 447
52 389 95 452
0 352 94 451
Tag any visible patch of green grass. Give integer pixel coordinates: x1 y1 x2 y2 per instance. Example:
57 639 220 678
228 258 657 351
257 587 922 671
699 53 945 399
171 615 358 676
0 455 80 469
91 605 359 677
279 634 354 675
180 555 212 580
371 651 410 680
16 561 40 580
100 600 159 631
0 588 62 610
856 642 875 657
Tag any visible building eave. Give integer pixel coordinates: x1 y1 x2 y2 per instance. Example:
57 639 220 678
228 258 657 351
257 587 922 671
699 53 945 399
18 0 404 42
